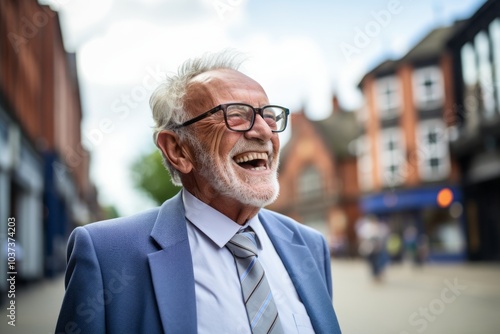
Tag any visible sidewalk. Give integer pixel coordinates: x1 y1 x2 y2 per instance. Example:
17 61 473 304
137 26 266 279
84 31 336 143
331 259 500 334
0 275 65 334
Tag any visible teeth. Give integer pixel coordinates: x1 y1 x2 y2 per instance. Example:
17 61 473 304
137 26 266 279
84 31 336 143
234 152 268 164
250 166 267 171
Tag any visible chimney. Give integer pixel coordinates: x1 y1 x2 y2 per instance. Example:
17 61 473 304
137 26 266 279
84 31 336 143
332 94 340 114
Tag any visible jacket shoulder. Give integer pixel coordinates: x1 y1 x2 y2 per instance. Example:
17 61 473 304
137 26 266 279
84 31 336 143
74 207 161 254
83 207 160 234
259 209 326 241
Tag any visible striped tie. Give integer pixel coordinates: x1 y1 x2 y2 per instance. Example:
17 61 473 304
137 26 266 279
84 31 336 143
226 229 283 334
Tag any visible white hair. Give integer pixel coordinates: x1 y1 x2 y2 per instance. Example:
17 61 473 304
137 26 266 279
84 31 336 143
149 49 246 185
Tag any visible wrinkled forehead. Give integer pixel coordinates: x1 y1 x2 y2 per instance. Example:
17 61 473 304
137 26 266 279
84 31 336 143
184 69 269 114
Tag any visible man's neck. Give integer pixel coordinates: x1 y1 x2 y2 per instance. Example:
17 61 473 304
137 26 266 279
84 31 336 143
184 188 260 225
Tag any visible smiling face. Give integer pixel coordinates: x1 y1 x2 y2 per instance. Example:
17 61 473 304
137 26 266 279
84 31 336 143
181 69 280 214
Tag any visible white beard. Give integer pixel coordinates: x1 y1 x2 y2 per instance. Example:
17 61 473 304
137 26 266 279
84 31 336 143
189 136 280 208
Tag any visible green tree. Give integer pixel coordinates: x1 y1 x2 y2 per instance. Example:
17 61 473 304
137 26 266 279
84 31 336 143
131 149 181 205
102 205 120 219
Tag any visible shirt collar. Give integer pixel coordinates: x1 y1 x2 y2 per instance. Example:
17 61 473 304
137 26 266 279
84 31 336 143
182 189 264 250
182 189 247 248
246 216 264 250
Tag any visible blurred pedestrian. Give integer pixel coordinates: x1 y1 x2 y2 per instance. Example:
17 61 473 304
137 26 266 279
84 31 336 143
403 225 429 267
403 225 418 263
356 215 389 282
415 234 430 266
386 232 403 262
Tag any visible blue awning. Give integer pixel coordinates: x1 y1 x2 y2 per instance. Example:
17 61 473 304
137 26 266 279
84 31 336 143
360 186 462 214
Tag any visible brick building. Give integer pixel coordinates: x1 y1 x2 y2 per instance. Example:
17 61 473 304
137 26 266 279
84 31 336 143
448 0 500 261
356 22 466 261
268 96 361 256
0 0 100 292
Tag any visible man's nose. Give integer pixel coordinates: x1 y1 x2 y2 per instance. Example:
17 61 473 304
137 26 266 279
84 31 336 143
244 113 273 141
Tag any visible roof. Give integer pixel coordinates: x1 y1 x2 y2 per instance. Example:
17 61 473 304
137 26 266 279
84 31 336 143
402 21 466 63
314 110 361 159
279 105 361 168
448 0 499 47
358 20 467 87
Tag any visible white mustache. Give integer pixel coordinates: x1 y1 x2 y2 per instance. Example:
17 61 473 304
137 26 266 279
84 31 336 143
230 139 273 157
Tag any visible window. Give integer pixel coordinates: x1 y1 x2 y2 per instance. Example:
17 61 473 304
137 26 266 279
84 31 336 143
423 206 465 255
376 76 400 118
489 18 500 114
413 66 444 109
298 165 322 200
475 31 496 117
0 110 10 168
461 43 479 118
357 135 373 191
379 128 406 186
417 119 450 181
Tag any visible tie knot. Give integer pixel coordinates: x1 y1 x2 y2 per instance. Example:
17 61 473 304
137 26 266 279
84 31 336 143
226 230 258 258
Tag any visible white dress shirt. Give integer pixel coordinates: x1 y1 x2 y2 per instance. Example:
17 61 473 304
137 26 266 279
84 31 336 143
183 190 314 334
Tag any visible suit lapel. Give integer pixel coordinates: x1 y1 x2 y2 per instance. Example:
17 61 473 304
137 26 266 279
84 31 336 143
148 192 197 334
259 211 342 334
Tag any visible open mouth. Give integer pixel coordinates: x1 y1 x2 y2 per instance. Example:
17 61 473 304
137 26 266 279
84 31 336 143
233 152 269 171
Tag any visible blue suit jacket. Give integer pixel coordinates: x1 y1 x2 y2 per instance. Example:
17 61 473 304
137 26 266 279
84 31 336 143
56 193 341 334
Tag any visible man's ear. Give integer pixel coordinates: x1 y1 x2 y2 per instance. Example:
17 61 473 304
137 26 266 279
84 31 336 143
156 130 194 174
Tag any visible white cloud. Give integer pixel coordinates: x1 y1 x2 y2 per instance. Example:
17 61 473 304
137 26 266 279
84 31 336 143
49 0 486 217
64 1 259 215
239 35 333 120
66 2 335 215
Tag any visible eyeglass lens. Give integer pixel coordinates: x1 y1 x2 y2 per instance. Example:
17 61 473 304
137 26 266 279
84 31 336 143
225 105 286 132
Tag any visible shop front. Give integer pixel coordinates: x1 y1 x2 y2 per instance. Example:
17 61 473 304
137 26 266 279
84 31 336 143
360 186 466 262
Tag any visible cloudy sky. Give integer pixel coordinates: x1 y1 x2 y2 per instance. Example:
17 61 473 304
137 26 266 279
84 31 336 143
41 0 485 217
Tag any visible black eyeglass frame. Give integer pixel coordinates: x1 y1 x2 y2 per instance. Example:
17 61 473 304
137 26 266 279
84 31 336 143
171 103 290 133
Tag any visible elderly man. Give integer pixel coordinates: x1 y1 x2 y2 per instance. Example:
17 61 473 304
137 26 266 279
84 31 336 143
56 51 341 334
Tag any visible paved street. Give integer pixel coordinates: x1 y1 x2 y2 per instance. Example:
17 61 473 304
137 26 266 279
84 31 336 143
332 260 500 334
1 274 65 334
1 260 499 333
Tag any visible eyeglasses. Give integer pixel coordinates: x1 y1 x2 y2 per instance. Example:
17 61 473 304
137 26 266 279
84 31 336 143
172 103 290 133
